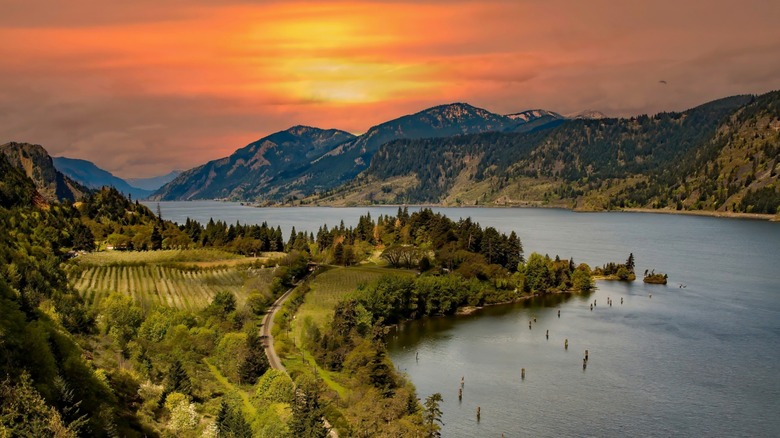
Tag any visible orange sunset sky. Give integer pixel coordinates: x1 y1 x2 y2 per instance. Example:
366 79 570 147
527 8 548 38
1 0 779 178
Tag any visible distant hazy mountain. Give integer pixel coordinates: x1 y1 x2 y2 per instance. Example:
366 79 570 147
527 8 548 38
53 157 153 200
0 142 88 203
126 170 182 191
152 126 356 201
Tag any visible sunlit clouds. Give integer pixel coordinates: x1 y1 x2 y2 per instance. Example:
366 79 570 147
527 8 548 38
0 0 778 177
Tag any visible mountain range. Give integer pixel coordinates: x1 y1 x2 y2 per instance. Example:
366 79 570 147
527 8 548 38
4 92 777 216
151 103 572 201
322 93 780 214
152 92 779 215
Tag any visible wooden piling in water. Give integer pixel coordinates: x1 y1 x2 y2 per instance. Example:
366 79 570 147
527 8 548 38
565 339 569 350
585 349 589 361
521 368 525 380
477 406 481 421
558 310 560 318
458 387 462 401
546 329 549 339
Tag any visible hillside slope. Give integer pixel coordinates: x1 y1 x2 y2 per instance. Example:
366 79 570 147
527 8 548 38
152 126 355 200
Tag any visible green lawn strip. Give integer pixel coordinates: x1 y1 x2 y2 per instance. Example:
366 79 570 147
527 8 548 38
203 358 257 418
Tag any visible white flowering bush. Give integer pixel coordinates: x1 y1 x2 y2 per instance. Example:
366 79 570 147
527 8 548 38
164 392 199 432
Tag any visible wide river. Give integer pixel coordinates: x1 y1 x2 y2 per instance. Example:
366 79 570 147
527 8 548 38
150 201 780 437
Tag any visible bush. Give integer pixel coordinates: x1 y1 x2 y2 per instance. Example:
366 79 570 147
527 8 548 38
255 369 295 404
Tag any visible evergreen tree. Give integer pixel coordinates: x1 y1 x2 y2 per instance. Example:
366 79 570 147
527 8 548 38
216 400 252 438
238 332 269 385
150 226 163 250
423 393 443 438
164 360 192 397
290 379 327 438
333 242 344 265
625 253 635 273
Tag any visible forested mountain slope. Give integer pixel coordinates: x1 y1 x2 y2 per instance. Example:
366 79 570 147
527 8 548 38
315 92 779 214
152 125 355 200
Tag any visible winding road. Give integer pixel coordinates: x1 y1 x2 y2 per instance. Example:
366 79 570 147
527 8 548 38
260 274 338 437
261 285 295 372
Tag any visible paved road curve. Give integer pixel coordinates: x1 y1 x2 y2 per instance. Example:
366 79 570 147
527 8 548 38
260 276 338 437
261 286 295 372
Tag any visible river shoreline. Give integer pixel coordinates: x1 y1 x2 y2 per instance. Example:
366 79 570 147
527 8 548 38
247 201 780 222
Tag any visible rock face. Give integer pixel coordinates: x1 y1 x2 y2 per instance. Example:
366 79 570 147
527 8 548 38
0 142 88 203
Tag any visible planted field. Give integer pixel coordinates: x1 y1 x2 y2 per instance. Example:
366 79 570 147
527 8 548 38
68 250 275 311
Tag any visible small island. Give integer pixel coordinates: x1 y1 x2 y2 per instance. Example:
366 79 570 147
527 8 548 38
643 269 668 285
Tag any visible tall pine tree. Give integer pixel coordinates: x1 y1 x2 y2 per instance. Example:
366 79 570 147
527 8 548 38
238 332 269 385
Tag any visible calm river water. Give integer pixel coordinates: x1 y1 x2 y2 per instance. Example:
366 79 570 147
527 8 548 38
150 202 780 437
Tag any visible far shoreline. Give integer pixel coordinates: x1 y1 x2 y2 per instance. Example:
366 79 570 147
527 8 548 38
146 200 779 222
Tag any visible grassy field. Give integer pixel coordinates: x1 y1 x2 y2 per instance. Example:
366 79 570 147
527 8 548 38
68 250 275 311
